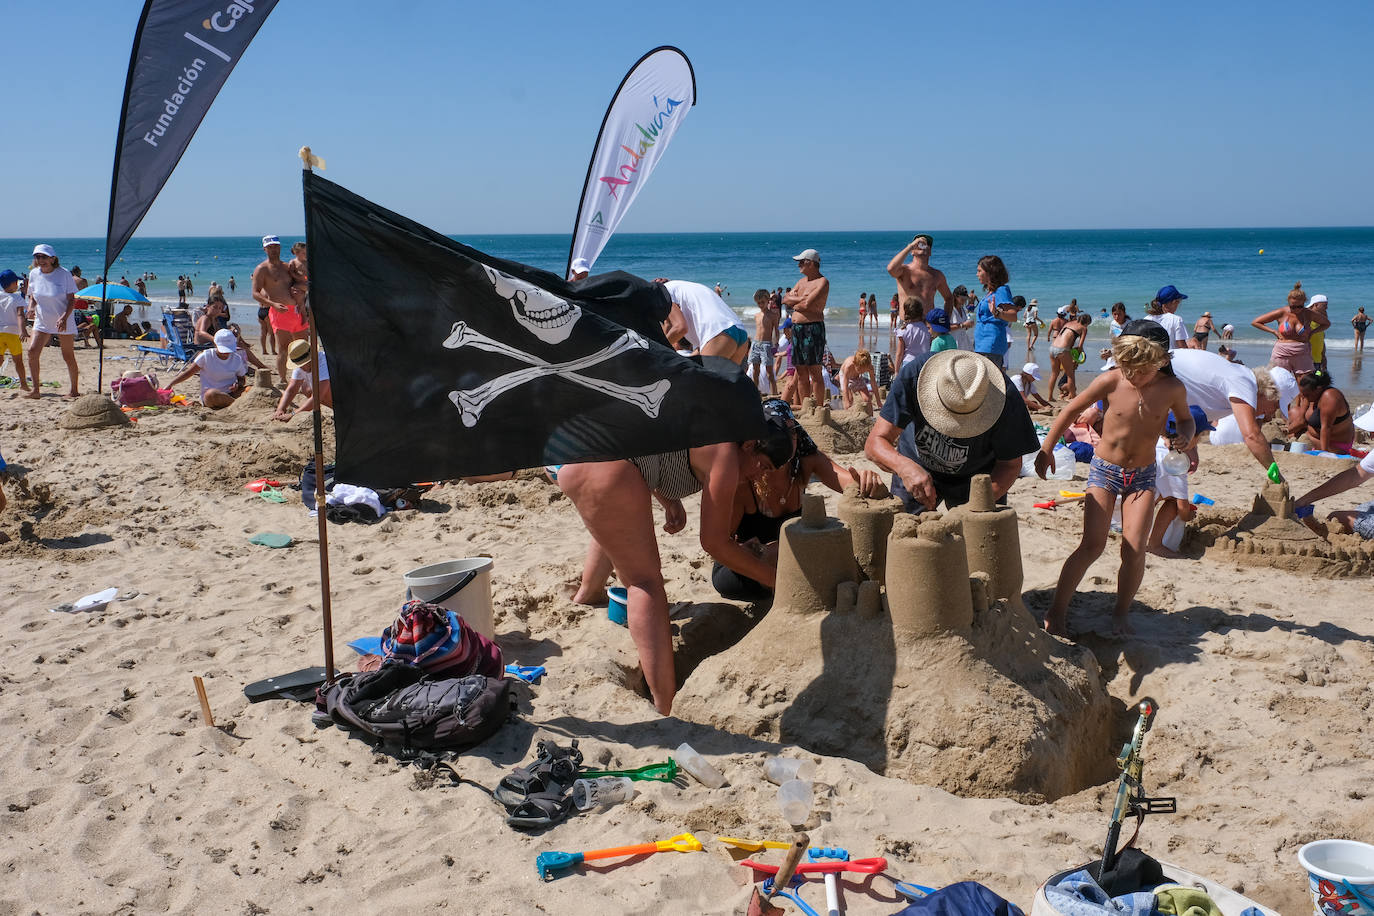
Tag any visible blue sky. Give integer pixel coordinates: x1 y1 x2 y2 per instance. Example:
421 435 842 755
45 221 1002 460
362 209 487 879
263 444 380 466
7 0 1373 237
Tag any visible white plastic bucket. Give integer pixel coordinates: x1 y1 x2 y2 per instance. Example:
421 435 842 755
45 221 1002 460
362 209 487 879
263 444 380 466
1299 839 1374 916
403 558 494 640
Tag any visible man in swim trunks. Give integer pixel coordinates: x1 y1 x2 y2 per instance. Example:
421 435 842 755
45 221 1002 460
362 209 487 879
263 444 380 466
783 248 829 405
887 234 952 330
252 235 305 383
658 279 750 364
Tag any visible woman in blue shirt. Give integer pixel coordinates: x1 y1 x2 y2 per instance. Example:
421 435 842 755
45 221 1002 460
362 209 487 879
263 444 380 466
973 255 1018 367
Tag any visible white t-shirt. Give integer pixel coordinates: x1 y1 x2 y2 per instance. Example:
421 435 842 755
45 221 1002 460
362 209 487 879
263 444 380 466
1168 349 1257 422
663 280 746 350
192 349 247 397
28 266 78 335
1147 311 1188 347
290 351 330 383
898 321 930 365
0 290 24 335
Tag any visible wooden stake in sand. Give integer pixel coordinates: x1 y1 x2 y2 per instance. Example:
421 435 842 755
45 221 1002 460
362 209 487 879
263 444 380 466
193 676 214 727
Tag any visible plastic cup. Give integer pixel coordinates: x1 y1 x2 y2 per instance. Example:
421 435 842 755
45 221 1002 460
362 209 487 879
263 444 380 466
776 779 813 825
607 587 628 626
1299 839 1374 916
1290 441 1309 454
762 756 817 786
572 776 635 811
674 742 726 788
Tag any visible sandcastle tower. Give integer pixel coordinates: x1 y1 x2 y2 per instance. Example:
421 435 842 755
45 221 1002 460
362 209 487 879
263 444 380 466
946 475 1027 614
672 483 1113 802
1251 480 1296 520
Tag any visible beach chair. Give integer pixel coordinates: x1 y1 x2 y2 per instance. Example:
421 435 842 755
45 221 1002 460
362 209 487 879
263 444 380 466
134 314 177 371
163 310 213 367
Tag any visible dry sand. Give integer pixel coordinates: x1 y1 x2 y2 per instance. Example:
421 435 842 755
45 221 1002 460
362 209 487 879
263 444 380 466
2 343 1373 915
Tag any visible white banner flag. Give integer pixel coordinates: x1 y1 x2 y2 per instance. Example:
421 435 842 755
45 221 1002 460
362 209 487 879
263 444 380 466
567 46 696 279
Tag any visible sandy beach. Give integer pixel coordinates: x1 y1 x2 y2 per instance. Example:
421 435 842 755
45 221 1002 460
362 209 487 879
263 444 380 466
3 340 1373 916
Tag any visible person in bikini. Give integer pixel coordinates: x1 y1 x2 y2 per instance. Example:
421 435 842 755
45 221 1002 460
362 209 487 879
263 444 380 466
1036 320 1194 638
1046 313 1090 400
1191 311 1216 349
1287 370 1355 454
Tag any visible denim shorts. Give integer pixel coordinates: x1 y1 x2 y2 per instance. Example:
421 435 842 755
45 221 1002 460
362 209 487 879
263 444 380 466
1085 455 1157 496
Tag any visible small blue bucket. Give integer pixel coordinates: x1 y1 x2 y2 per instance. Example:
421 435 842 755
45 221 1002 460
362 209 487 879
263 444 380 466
607 587 628 626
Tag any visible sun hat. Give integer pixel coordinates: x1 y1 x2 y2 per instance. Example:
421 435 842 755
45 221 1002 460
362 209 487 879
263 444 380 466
792 248 821 264
32 243 56 258
1155 284 1187 304
916 350 1007 438
1309 294 1328 306
1021 362 1042 380
261 234 281 248
1201 311 1211 317
926 308 950 334
1356 406 1374 433
1029 298 1038 306
0 269 19 287
212 328 238 354
287 338 313 366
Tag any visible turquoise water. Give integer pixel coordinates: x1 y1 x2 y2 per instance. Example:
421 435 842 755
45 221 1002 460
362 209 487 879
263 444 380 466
4 228 1371 388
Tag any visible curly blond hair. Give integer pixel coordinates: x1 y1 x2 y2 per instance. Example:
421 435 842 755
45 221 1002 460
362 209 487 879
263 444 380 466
1252 367 1279 403
853 348 873 369
1111 334 1169 380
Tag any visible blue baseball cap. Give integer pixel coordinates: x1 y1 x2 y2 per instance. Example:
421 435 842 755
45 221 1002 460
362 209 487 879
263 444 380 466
1167 404 1214 436
926 308 950 334
780 317 793 329
0 269 19 288
1156 285 1188 304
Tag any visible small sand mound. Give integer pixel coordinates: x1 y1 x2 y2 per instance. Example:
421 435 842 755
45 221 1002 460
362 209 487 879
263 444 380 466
797 403 874 455
59 394 131 430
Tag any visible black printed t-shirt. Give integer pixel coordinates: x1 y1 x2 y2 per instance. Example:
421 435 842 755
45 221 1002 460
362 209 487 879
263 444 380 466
878 352 1039 511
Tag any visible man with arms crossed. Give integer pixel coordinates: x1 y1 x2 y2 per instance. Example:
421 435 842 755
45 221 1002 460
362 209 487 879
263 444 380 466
782 248 829 405
887 233 952 321
252 235 303 384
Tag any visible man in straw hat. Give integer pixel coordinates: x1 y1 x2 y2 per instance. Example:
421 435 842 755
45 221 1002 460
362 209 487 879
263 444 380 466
866 349 1039 512
273 338 331 421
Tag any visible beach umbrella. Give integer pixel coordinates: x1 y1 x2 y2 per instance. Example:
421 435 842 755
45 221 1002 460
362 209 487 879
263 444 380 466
75 283 149 304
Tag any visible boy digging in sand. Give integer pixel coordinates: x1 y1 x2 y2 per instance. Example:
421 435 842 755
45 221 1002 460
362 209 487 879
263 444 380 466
1035 320 1193 638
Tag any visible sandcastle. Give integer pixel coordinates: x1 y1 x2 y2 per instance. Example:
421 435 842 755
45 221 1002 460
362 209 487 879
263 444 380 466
794 396 878 456
59 393 131 430
1191 480 1374 577
224 368 282 415
673 475 1115 803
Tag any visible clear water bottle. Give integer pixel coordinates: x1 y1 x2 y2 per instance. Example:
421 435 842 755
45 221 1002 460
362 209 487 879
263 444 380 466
674 742 726 788
1050 441 1076 480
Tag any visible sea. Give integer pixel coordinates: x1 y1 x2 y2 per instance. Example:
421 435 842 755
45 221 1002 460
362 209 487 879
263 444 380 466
5 227 1373 396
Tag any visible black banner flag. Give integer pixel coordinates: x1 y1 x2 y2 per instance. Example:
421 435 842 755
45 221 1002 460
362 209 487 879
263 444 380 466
302 171 766 486
106 0 281 264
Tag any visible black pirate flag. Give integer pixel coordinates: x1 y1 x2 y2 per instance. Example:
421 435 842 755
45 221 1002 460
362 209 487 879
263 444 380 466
302 171 766 486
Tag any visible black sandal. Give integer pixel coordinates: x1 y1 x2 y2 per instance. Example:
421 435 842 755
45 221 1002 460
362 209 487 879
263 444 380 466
493 739 583 808
506 790 576 830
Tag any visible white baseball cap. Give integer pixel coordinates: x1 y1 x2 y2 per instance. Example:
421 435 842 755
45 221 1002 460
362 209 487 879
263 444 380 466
792 248 821 264
262 235 281 248
1309 294 1328 305
32 243 56 258
569 257 590 277
213 328 238 354
1021 362 1042 380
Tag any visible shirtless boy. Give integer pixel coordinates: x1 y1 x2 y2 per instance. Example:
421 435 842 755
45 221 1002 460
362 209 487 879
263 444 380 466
749 288 779 393
782 248 829 406
886 234 952 324
1036 321 1193 637
252 235 306 383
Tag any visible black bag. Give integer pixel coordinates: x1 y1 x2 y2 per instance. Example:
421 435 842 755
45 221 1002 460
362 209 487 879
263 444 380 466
300 461 337 511
321 661 511 754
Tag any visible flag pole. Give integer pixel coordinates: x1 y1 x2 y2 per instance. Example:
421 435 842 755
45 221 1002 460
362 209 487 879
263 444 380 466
300 147 336 687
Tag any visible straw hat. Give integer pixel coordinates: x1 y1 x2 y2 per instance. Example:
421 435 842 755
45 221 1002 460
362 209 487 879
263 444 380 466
287 339 314 367
916 350 1007 438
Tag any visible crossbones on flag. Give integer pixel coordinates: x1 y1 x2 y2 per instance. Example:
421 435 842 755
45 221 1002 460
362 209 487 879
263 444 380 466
302 171 767 486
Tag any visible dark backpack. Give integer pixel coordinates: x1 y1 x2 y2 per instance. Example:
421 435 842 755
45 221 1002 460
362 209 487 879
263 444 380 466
321 661 511 755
